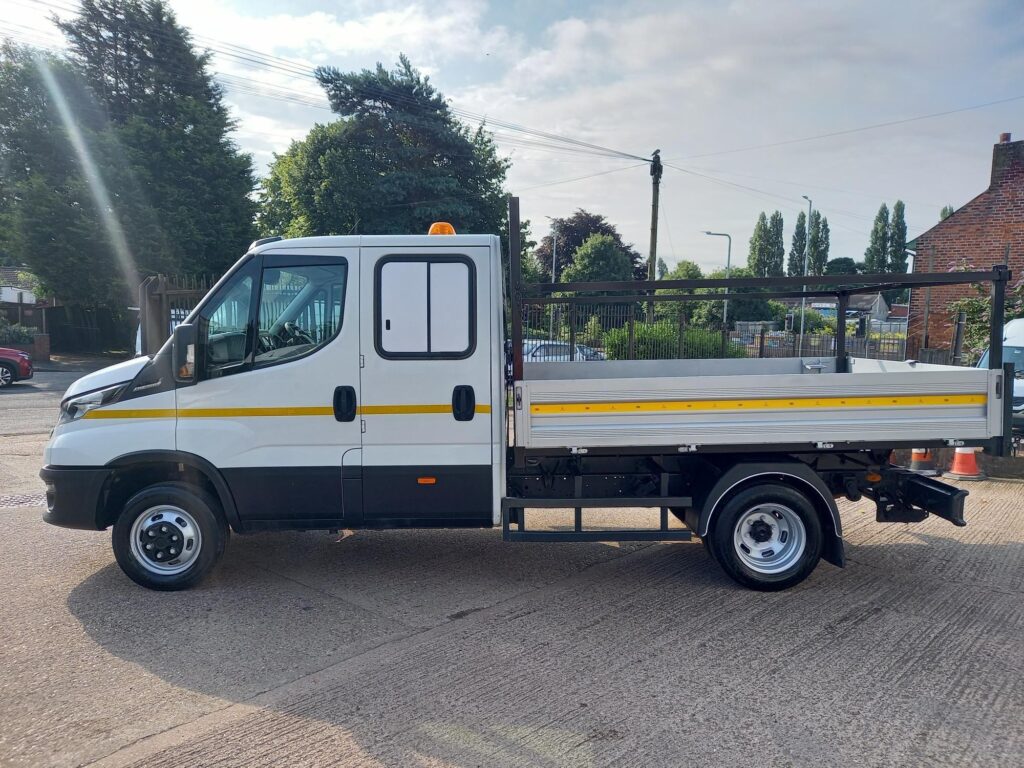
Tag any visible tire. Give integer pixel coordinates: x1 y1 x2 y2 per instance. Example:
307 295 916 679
707 483 823 591
0 363 14 388
112 482 228 590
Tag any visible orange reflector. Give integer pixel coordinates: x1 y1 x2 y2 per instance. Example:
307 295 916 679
417 477 437 485
866 472 882 483
428 221 456 235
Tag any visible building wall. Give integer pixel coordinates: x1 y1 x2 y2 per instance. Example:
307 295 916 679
908 135 1024 350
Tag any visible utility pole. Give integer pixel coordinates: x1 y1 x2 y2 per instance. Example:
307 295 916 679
646 149 663 321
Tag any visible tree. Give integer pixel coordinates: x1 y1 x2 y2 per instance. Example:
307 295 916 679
560 233 634 284
864 203 890 273
532 209 643 282
788 210 806 277
887 200 907 275
2 2 257 308
885 200 908 303
807 210 828 275
656 257 669 280
747 212 770 277
766 210 785 276
940 204 955 221
692 266 775 328
262 56 508 239
56 0 256 276
655 259 703 322
819 216 830 268
825 257 858 274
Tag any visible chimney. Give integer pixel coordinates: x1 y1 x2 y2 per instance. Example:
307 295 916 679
991 132 1022 187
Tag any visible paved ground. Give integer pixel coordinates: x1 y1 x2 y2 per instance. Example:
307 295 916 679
2 371 1023 767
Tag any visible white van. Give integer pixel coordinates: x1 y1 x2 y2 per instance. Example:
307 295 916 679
40 219 1012 592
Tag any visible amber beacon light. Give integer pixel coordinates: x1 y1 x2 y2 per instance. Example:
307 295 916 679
428 221 456 235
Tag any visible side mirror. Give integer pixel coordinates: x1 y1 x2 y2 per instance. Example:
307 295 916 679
172 323 197 384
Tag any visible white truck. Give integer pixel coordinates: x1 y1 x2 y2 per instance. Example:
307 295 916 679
41 200 1014 591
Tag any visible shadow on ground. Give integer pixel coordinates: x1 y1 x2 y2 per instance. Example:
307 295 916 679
65 526 1024 767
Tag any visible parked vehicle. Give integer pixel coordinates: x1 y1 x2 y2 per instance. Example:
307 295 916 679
40 214 1013 592
523 340 606 361
978 317 1024 432
0 346 33 388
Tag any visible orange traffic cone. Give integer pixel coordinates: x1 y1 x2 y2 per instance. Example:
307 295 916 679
909 448 939 476
945 447 986 481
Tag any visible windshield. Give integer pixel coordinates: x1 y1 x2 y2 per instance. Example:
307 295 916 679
978 346 1024 376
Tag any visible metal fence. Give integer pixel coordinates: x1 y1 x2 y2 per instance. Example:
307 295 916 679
506 196 1011 380
520 301 909 363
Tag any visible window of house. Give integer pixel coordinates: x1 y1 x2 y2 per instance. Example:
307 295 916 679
377 257 474 359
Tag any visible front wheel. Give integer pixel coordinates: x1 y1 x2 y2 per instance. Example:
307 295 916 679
0 363 15 388
112 482 228 590
708 483 823 591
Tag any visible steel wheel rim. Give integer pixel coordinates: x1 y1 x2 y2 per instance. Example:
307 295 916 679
732 502 806 575
129 505 202 576
0 367 11 387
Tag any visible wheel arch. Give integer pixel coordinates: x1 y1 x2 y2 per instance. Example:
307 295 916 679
101 450 241 531
698 462 845 568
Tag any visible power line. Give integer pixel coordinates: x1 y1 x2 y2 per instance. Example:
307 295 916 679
676 94 1024 160
518 163 646 191
22 0 650 163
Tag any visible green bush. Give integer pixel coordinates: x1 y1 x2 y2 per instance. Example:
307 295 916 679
0 318 35 344
603 321 747 360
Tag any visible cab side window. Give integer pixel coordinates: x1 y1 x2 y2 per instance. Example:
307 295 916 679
376 256 475 359
254 263 347 369
199 261 257 379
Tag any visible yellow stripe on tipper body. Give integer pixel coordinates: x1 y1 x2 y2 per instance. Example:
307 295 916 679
84 404 492 419
530 393 987 415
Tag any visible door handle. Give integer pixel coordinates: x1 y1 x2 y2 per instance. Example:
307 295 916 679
452 385 475 421
333 385 357 422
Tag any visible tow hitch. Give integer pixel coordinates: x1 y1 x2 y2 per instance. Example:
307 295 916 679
865 468 968 527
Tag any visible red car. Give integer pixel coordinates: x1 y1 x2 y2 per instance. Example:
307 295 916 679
0 347 33 388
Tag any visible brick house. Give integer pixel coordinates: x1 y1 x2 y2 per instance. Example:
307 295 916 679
907 133 1024 349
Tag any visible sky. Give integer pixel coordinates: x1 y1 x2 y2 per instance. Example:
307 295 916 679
5 0 1023 273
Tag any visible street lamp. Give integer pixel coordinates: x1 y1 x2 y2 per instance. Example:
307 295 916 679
703 231 732 328
798 195 812 357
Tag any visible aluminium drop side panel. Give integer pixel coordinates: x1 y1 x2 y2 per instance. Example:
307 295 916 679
515 364 1000 450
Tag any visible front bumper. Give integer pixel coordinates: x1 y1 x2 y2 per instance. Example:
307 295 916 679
40 465 111 530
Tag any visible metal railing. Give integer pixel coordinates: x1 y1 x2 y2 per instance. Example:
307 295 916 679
506 196 1010 379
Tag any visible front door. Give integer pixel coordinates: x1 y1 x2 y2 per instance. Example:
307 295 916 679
358 245 493 526
176 248 361 528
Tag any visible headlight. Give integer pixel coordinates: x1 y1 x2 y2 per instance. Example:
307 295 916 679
58 383 128 425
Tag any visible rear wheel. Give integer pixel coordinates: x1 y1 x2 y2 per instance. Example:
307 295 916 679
112 482 228 590
708 484 823 591
0 363 14 388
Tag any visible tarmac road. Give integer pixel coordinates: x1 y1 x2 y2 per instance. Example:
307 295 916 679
1 370 1023 767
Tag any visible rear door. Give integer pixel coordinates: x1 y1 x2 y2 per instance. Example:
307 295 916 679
358 245 492 526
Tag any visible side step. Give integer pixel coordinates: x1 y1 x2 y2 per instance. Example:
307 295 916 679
501 496 694 542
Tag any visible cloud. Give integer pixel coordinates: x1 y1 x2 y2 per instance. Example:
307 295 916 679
4 0 1021 269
